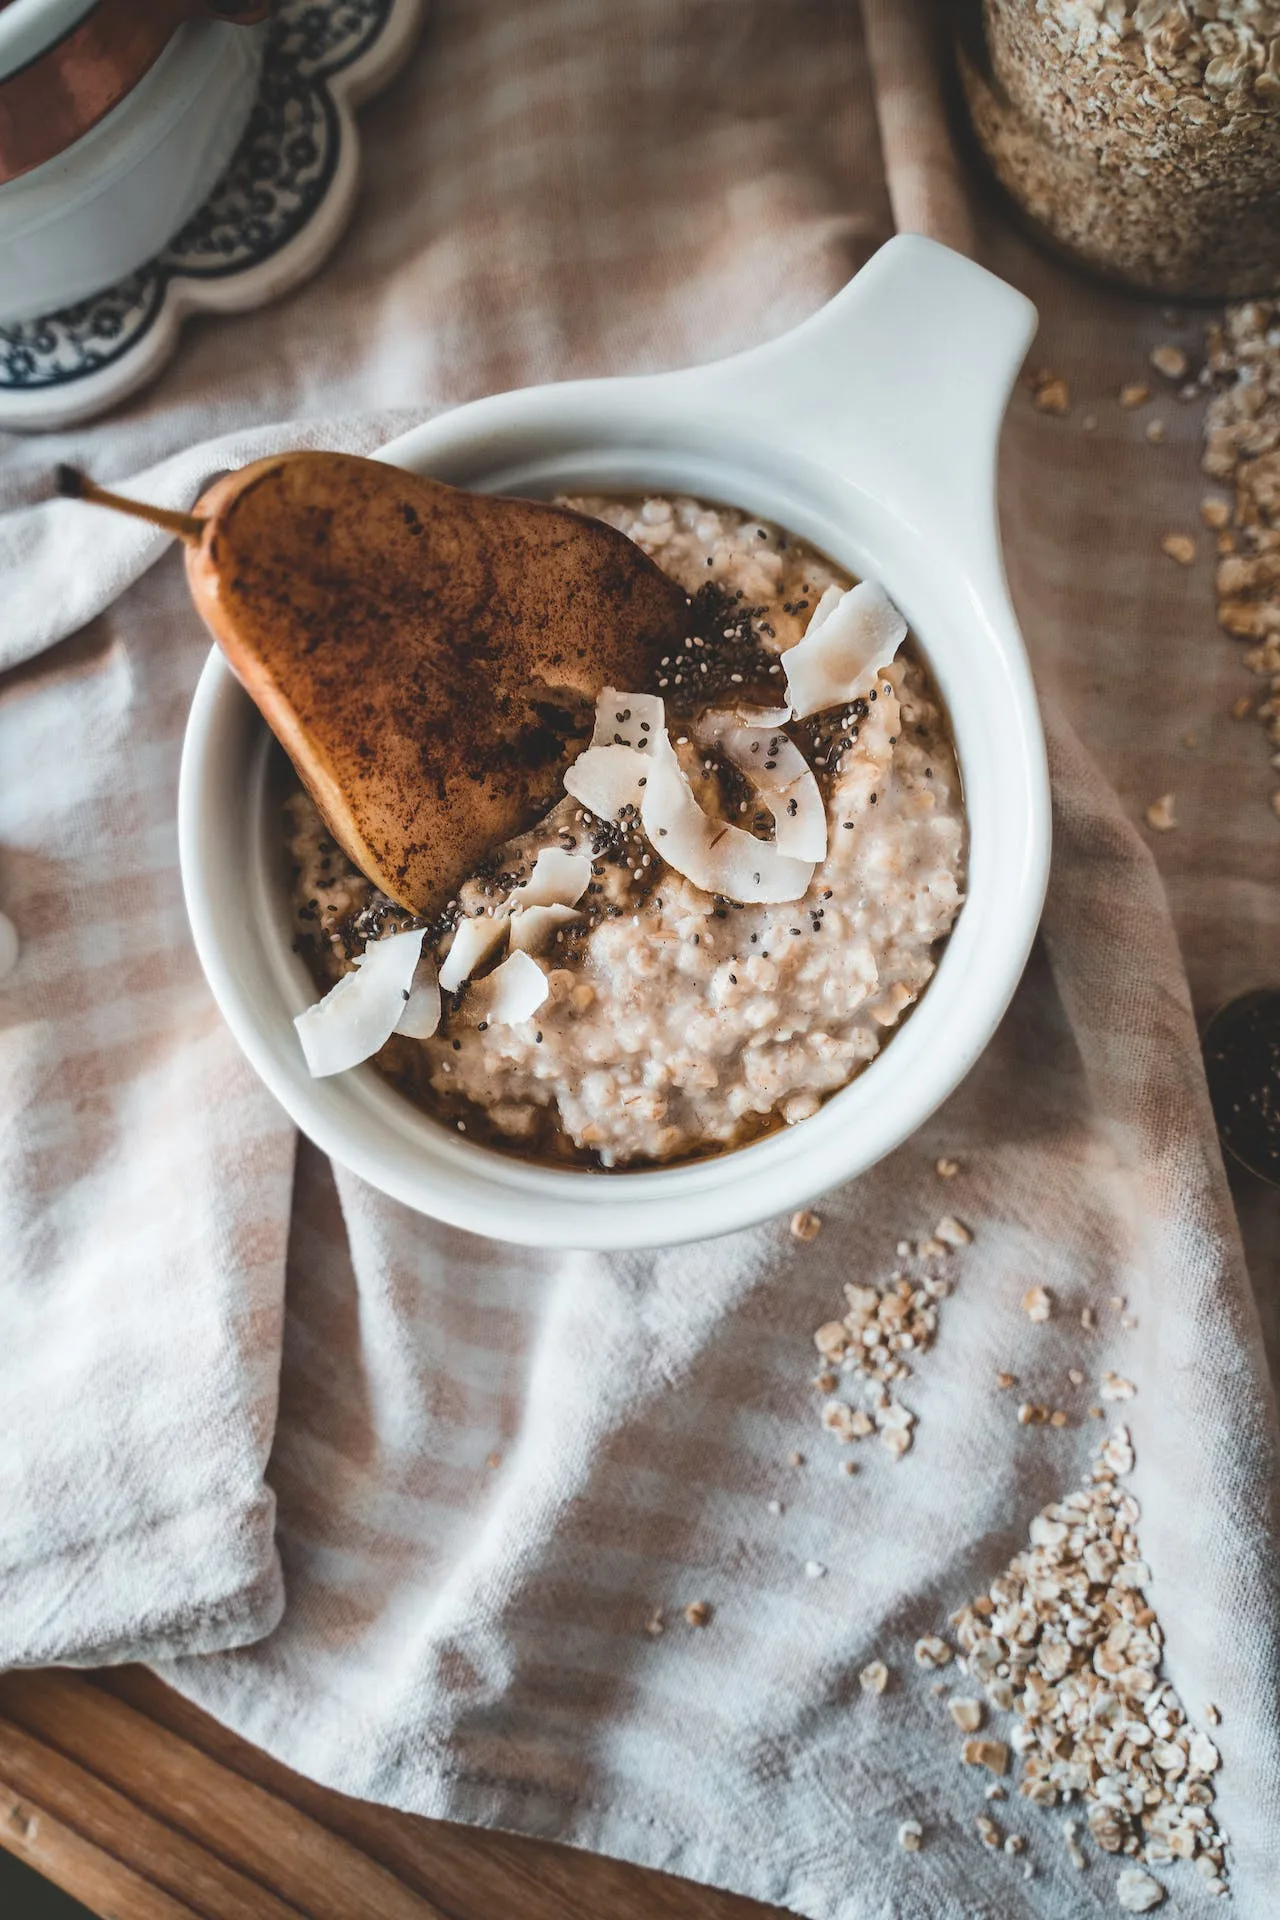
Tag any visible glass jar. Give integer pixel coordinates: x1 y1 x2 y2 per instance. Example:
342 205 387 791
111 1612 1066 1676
959 1 1280 298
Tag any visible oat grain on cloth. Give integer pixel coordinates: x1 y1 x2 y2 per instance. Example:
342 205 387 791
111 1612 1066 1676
0 1 1277 1915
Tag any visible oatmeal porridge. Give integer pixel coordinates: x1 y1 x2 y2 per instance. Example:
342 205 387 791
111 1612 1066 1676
286 495 966 1167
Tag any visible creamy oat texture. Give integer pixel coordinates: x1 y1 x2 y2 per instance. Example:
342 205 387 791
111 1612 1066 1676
286 496 966 1167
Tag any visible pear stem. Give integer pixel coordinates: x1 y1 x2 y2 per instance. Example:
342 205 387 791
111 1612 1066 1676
54 466 206 548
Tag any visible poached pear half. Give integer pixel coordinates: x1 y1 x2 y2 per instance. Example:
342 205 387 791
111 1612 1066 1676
59 453 690 915
190 453 690 913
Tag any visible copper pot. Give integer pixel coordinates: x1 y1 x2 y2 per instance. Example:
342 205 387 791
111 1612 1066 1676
0 0 269 186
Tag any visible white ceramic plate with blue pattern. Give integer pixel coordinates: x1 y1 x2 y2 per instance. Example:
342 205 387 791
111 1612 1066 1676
0 0 424 431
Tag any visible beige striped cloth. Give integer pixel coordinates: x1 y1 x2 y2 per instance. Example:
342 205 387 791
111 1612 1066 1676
1 1 1277 1913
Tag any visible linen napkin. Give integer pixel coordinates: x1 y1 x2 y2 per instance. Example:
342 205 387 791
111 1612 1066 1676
1 1 1277 1915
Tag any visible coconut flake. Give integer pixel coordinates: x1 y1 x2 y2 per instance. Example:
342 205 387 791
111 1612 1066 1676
508 903 581 953
438 913 507 992
728 703 793 728
510 846 592 909
805 583 845 635
567 686 665 819
783 579 906 720
482 949 550 1025
395 952 441 1039
564 742 649 821
696 712 827 862
774 784 826 861
295 928 426 1077
590 688 665 749
640 734 814 904
436 852 588 1003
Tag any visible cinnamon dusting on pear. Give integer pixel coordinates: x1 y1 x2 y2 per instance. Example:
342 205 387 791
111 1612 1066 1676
57 451 689 914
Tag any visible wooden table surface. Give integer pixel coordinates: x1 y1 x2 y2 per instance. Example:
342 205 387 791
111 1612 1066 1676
0 1669 780 1920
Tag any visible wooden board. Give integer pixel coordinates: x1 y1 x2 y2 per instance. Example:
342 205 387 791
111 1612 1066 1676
0 1669 781 1920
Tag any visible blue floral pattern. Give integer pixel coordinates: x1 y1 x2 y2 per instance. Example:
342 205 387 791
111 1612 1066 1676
0 0 393 395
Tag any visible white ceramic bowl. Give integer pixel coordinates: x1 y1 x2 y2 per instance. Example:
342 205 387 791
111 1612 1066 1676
0 12 265 325
179 236 1048 1249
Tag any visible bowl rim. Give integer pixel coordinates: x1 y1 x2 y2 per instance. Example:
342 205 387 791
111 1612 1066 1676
178 239 1050 1248
0 0 98 83
179 442 1049 1247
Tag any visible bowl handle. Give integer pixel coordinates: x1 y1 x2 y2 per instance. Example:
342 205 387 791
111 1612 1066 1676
666 235 1037 588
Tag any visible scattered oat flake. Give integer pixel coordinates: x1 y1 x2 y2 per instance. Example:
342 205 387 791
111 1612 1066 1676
935 1156 960 1179
804 1560 827 1580
949 1427 1227 1890
915 1635 952 1670
1082 413 1098 431
1081 1305 1096 1330
485 1451 502 1469
814 1323 848 1361
1160 534 1196 566
859 1660 889 1695
1230 693 1254 720
788 1451 805 1467
1201 496 1230 530
644 1609 665 1638
1101 1371 1137 1401
1120 382 1151 409
1004 1834 1026 1855
1049 1410 1068 1428
949 1697 984 1732
1022 1285 1053 1323
976 1813 1003 1849
1068 1367 1084 1386
1033 373 1070 415
684 1600 712 1628
935 1214 972 1247
1063 1819 1087 1872
1204 1703 1221 1727
810 1247 947 1458
964 1739 1010 1777
897 1819 923 1852
822 1400 862 1440
790 1209 822 1242
996 1371 1017 1390
766 1498 783 1516
1117 1867 1166 1912
1151 345 1189 381
1145 419 1166 445
1145 794 1177 832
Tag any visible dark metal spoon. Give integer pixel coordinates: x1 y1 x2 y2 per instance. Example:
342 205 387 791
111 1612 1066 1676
1203 989 1280 1187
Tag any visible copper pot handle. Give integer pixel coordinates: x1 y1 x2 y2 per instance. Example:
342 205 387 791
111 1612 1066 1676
0 0 270 188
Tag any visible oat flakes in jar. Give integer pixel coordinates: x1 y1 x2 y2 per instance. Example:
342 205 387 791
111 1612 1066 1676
958 1 1280 298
